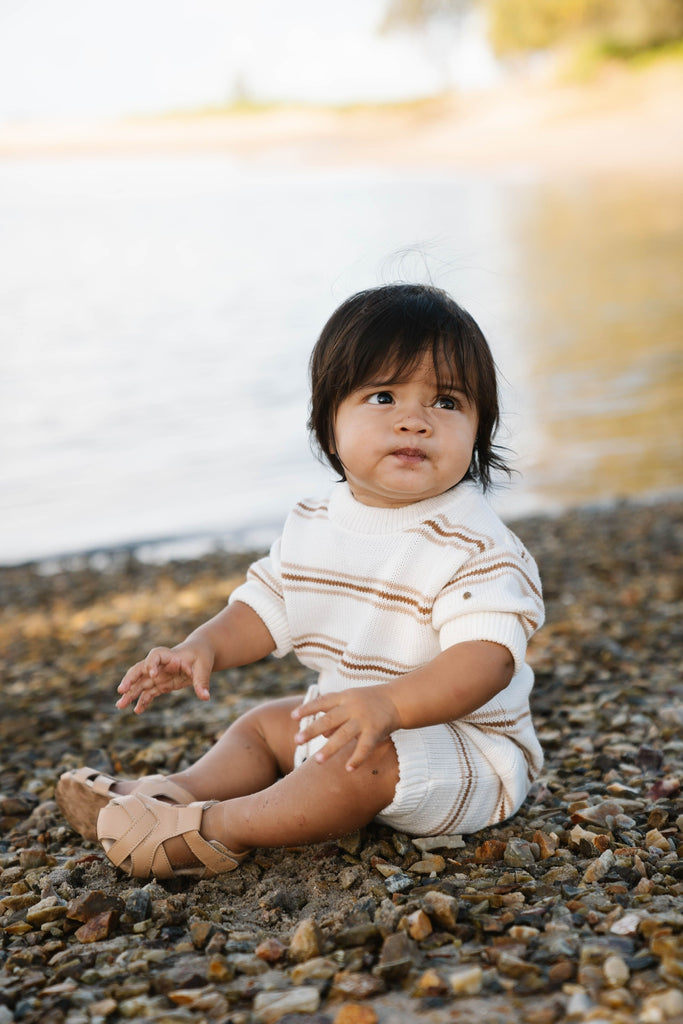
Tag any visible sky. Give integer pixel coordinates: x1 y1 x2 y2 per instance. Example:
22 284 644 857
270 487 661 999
0 0 502 121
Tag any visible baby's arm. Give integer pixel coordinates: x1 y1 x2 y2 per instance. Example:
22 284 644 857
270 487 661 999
292 639 513 771
116 601 275 714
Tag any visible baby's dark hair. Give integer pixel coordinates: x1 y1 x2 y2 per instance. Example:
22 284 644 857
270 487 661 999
308 283 510 490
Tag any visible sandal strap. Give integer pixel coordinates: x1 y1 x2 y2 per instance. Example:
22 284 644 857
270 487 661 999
99 794 248 879
69 767 118 797
183 831 248 876
136 776 196 804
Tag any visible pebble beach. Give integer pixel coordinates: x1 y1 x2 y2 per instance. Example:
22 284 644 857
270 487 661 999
0 496 681 1024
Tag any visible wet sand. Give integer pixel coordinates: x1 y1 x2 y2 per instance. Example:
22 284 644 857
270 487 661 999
1 497 681 1022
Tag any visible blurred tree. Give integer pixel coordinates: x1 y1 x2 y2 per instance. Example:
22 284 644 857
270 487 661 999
487 0 683 54
381 0 683 53
381 0 473 30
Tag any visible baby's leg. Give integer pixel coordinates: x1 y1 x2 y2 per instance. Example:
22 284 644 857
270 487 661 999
118 696 303 801
170 696 302 800
58 698 302 842
162 737 399 866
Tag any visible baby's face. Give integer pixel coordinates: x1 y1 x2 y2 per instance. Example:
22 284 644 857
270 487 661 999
331 353 478 508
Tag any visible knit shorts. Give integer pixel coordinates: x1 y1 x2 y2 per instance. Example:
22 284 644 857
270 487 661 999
293 685 535 837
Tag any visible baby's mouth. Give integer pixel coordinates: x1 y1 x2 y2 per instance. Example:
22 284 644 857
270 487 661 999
392 447 427 462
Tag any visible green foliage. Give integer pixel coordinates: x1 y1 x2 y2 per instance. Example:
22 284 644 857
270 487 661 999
381 0 683 56
485 0 683 55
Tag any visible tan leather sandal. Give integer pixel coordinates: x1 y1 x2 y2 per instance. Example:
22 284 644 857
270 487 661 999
97 792 249 879
55 766 196 842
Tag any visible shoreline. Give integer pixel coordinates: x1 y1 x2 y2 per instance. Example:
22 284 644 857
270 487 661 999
4 486 683 574
1 60 682 177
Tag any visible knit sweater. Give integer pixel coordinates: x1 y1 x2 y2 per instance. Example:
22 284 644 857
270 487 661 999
229 480 545 783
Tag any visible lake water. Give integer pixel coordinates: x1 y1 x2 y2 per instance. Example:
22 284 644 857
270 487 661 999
1 154 681 565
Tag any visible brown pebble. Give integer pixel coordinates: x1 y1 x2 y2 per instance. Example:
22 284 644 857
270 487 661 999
475 839 507 862
255 937 287 962
334 1006 378 1024
74 910 117 943
67 890 123 924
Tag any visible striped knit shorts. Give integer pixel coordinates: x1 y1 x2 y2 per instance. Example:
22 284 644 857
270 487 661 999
294 686 537 837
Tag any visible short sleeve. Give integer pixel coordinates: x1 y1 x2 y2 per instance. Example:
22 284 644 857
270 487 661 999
228 536 293 657
432 536 544 675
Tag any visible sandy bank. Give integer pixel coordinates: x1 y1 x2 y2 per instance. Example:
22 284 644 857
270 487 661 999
1 61 682 177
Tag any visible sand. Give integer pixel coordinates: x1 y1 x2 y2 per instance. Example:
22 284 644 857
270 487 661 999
1 59 682 178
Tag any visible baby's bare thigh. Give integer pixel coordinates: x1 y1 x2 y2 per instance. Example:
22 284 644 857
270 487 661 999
246 695 304 775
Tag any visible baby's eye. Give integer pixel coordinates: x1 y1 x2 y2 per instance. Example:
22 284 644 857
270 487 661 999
367 391 394 405
434 395 458 410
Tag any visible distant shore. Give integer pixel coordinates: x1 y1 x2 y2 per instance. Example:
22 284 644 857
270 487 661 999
1 60 682 177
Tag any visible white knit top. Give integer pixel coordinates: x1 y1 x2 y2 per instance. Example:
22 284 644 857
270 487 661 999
229 480 545 785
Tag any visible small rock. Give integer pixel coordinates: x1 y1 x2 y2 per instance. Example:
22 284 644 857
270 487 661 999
413 833 464 852
422 890 459 931
409 853 445 874
26 895 68 926
291 956 338 984
603 954 629 988
340 866 362 889
168 986 229 1015
383 872 414 894
542 864 580 885
610 912 642 936
533 830 559 859
637 744 664 772
88 998 117 1018
565 989 594 1019
640 987 683 1021
504 837 537 867
334 1005 379 1024
189 919 215 949
475 839 507 862
67 890 123 923
75 910 118 943
255 937 287 963
246 985 314 1022
582 849 615 883
373 931 416 981
336 831 362 855
508 925 539 943
289 917 323 962
645 828 671 852
413 967 448 997
124 889 151 922
449 965 482 995
400 908 432 941
18 847 49 869
330 970 385 1001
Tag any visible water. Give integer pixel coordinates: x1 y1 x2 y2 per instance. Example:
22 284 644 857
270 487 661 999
1 155 681 565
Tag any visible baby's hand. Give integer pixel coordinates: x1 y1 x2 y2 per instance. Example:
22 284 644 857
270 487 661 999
291 686 401 772
116 641 214 714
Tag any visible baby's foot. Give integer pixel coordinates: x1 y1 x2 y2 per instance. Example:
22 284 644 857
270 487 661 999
98 793 250 878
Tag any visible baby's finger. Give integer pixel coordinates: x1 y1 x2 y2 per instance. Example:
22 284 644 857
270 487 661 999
291 694 336 721
117 661 147 694
344 732 378 772
192 669 211 702
294 707 342 745
313 720 359 764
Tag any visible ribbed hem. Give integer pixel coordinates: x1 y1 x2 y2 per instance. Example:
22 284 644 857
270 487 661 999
228 584 292 658
440 612 528 675
376 725 456 830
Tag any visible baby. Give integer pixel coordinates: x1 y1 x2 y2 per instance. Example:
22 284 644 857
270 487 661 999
56 283 544 879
